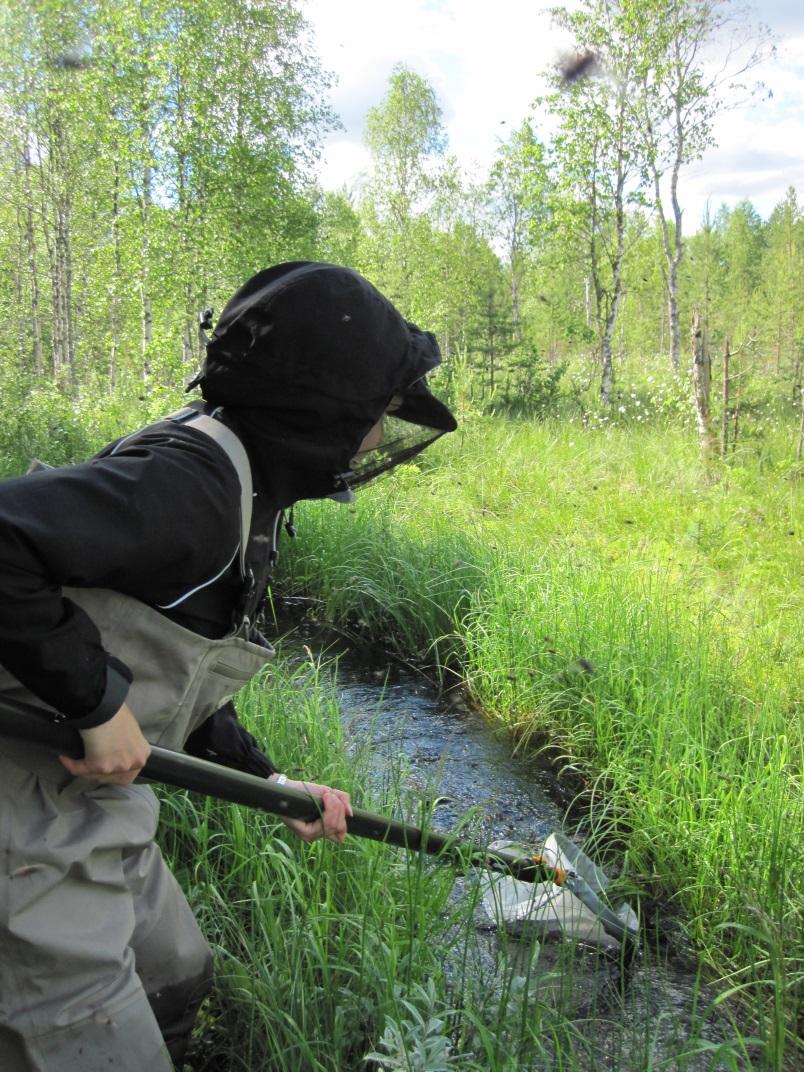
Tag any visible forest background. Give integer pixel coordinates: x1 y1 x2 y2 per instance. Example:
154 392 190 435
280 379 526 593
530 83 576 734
0 0 802 455
0 1 801 1068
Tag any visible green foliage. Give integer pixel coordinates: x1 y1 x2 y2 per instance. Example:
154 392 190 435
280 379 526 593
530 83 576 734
0 373 154 475
276 418 802 1066
1 7 799 445
487 351 568 419
1 8 802 1068
0 0 330 401
364 981 470 1072
158 655 643 1072
315 190 364 267
364 63 447 230
153 641 770 1071
157 656 461 1071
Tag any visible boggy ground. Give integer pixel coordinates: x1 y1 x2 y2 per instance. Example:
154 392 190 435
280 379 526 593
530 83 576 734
273 418 802 1071
161 646 759 1072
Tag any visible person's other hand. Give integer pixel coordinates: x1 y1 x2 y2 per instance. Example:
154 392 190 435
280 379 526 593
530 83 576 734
271 775 353 844
60 702 151 785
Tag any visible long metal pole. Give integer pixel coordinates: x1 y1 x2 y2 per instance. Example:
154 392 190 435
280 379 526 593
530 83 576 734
0 700 637 943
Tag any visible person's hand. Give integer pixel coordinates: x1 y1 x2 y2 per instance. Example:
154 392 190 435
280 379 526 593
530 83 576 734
60 702 151 785
271 775 353 844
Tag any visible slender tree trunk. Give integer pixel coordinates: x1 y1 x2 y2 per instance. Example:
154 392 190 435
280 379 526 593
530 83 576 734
667 148 683 373
510 266 521 342
641 52 687 375
667 255 681 372
140 162 153 383
597 113 629 407
600 337 614 405
13 188 25 353
601 163 626 406
658 299 665 354
586 144 613 405
183 283 195 367
22 150 44 376
775 312 782 377
142 288 152 378
44 112 75 384
440 256 452 361
487 318 496 394
651 162 683 372
55 190 75 382
792 350 802 405
36 166 57 375
721 338 731 457
600 274 618 406
510 247 523 342
110 162 122 392
175 69 197 370
732 371 743 452
691 306 716 459
37 152 68 383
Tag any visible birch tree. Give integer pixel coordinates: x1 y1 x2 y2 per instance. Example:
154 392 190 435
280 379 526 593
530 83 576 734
549 0 642 405
0 0 97 383
487 122 551 340
361 64 448 313
623 0 772 371
0 0 329 400
364 64 446 234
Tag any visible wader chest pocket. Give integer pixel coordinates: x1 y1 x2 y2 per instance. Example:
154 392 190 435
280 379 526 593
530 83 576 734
61 587 274 752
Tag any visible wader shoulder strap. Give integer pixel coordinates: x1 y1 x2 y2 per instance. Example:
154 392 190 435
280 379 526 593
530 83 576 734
167 406 253 581
110 403 270 630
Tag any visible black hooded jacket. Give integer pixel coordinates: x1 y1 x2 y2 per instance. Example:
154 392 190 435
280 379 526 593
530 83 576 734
0 263 455 740
196 261 456 503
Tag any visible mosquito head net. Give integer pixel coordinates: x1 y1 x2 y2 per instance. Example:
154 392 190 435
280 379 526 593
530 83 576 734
191 262 456 504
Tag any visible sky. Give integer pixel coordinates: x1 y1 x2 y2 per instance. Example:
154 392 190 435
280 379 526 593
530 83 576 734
300 0 804 226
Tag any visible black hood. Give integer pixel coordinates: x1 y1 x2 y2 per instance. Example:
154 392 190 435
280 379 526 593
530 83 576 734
191 262 456 504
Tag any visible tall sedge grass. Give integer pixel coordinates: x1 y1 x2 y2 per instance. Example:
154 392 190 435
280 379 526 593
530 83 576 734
157 656 463 1070
157 654 755 1071
3 400 798 1066
278 419 802 1069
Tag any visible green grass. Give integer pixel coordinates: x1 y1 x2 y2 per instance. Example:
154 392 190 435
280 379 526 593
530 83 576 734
3 386 799 1066
156 656 462 1070
156 653 761 1071
278 418 802 1069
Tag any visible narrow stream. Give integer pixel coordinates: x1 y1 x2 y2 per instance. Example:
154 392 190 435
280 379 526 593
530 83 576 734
283 624 749 1071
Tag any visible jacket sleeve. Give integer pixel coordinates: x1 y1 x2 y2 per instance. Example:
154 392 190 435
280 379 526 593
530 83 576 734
0 430 241 724
183 701 277 777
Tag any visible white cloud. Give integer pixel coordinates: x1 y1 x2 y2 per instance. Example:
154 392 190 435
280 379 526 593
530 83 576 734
683 26 804 219
303 0 570 179
302 0 804 222
317 139 372 192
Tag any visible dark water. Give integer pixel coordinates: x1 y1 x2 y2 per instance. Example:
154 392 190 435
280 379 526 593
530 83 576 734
285 628 752 1071
335 664 567 843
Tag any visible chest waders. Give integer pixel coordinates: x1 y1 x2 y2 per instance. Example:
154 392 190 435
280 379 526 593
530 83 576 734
0 410 274 1072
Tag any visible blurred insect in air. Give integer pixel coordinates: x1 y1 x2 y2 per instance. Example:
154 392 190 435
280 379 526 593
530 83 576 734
556 50 602 85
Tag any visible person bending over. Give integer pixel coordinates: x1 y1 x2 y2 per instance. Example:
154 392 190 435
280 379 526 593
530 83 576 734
0 262 456 1071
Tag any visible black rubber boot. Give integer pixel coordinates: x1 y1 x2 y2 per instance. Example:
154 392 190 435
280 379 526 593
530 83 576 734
147 956 214 1069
